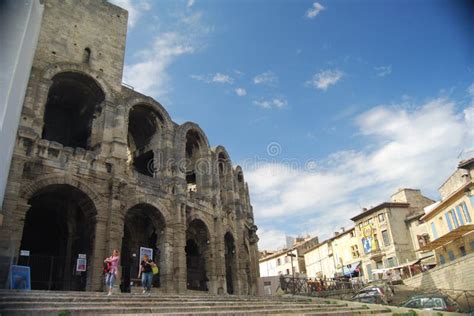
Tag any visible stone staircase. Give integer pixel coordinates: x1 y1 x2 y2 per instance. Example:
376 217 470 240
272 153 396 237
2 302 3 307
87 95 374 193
0 290 393 315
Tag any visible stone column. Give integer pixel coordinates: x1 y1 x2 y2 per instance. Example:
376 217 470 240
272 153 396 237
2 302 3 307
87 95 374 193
172 203 187 293
88 216 108 291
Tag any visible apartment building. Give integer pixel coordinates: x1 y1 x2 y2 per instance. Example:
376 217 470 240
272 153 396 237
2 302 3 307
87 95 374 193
419 158 474 265
351 189 434 281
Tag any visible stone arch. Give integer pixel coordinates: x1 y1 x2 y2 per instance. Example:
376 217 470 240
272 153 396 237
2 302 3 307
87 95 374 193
21 175 103 212
18 182 99 291
40 68 108 149
214 146 234 208
177 123 212 195
41 62 114 102
121 196 171 224
186 217 213 291
176 122 211 150
123 96 173 130
224 231 238 294
120 201 169 292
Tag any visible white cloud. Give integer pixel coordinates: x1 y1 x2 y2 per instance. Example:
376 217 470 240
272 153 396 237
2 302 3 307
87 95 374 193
468 83 474 98
109 0 151 28
122 7 210 98
247 97 473 249
257 227 287 251
235 88 247 96
307 69 343 91
124 32 195 97
187 0 195 8
212 73 233 84
375 65 392 77
254 98 287 109
253 71 278 86
306 2 325 19
191 73 234 84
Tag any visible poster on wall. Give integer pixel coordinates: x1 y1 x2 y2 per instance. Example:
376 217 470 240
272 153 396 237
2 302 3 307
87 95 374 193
361 225 377 254
139 247 153 264
76 258 87 272
10 265 31 290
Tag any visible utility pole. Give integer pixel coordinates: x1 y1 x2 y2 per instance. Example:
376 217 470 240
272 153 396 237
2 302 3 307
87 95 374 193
287 250 297 295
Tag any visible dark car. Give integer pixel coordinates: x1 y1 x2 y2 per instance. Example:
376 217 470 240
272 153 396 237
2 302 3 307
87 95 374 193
351 289 387 305
400 294 460 312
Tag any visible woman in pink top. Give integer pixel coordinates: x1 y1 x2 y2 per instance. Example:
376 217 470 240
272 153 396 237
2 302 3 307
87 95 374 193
104 249 120 296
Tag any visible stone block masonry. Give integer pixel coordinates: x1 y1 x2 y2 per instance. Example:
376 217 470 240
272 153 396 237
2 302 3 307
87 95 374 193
0 0 259 295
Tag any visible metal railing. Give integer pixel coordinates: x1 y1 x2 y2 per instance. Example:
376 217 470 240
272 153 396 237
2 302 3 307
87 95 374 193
278 276 365 296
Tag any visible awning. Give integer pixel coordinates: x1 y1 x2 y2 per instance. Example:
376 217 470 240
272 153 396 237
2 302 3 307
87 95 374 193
371 255 434 274
342 262 360 277
418 224 474 252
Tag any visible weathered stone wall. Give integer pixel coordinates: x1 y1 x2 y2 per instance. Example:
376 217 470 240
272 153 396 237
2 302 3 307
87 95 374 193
0 0 259 295
404 252 474 291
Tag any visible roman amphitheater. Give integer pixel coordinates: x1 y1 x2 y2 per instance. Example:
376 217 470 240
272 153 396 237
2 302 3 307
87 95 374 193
0 0 259 295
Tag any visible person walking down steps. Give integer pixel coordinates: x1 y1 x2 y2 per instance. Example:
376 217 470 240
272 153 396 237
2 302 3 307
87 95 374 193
104 249 120 296
138 254 157 296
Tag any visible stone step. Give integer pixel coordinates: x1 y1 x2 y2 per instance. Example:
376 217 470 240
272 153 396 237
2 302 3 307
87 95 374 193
0 301 325 309
0 296 307 304
0 305 390 316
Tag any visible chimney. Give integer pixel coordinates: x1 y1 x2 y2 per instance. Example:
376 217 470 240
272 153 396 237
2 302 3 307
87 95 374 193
341 227 345 233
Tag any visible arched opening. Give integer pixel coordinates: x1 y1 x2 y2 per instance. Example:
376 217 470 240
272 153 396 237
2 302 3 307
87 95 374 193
83 48 91 63
18 184 97 291
120 203 166 292
42 72 104 149
185 130 206 193
127 104 163 177
224 232 237 294
185 219 210 291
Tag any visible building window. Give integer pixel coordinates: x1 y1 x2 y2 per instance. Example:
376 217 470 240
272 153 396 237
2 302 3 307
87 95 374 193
445 212 454 232
460 246 467 257
350 230 356 238
450 209 460 228
368 217 374 225
366 264 372 280
277 258 281 266
431 222 438 240
455 206 465 226
381 230 390 247
286 269 290 275
378 213 385 222
376 261 383 269
448 250 455 261
386 257 396 268
351 245 360 258
461 202 472 223
470 240 474 252
439 254 446 265
417 234 430 248
373 233 379 250
285 256 290 263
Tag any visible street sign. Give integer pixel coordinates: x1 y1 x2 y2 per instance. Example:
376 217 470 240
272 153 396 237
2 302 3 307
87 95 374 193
20 250 30 256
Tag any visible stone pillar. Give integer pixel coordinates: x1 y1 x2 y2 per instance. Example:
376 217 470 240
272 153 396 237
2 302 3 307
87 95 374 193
160 224 174 293
172 203 187 293
88 216 108 291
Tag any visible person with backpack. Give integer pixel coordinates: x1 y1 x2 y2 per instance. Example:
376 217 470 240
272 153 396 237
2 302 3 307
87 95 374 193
138 253 157 295
104 249 120 296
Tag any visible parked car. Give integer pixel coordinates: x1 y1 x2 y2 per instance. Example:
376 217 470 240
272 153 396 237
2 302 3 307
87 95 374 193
400 294 460 312
351 289 388 305
359 285 393 303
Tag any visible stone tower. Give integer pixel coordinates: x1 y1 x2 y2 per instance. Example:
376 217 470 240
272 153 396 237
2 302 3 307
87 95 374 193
0 0 259 295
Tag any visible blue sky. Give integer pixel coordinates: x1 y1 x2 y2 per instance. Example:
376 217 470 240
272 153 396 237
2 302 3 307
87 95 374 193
110 0 474 250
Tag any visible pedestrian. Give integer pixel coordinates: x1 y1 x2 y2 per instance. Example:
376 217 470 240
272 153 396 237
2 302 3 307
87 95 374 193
138 253 155 295
104 249 120 296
